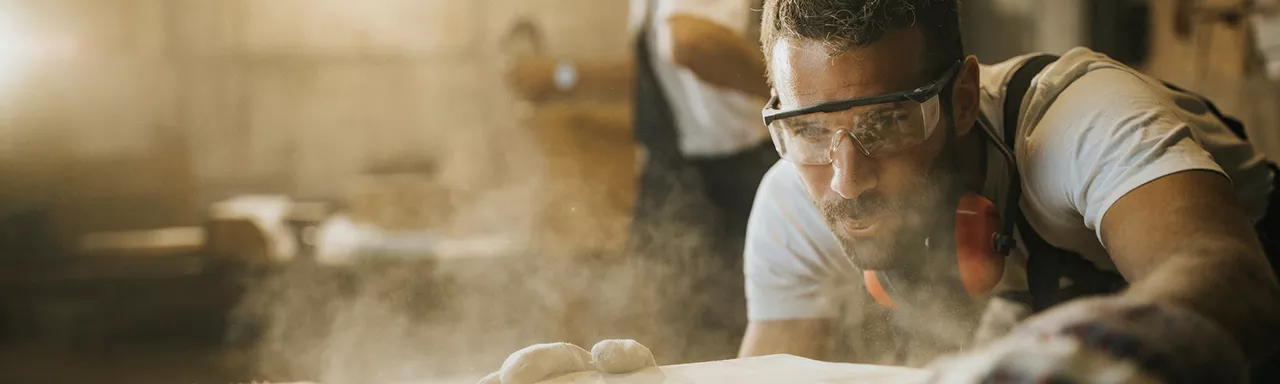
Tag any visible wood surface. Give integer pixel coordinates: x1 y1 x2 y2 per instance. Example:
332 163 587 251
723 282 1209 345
538 354 928 384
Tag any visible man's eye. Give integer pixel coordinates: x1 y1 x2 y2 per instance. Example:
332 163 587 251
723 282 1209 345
794 127 827 138
864 111 910 131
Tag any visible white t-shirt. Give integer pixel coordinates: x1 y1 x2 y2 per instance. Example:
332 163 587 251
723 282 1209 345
743 47 1275 322
629 0 772 158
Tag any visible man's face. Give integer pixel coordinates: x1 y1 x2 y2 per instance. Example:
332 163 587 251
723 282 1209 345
769 29 959 271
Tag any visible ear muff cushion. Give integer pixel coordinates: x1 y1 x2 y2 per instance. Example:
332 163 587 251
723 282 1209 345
864 270 897 309
955 194 1006 298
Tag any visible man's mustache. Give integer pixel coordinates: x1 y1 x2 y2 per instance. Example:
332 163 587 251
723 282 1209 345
818 193 902 221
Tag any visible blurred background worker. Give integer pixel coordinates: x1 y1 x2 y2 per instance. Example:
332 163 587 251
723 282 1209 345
625 0 779 361
501 0 778 362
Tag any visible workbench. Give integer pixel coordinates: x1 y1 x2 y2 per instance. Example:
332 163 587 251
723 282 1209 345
285 355 927 384
537 354 927 384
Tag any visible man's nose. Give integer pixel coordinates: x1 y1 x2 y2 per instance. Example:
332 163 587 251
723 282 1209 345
830 133 876 199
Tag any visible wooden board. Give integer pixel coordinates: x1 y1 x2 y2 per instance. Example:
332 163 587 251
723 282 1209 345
539 355 927 384
266 356 925 384
78 226 205 257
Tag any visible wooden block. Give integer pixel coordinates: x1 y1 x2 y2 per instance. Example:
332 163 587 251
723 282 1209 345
205 195 298 263
77 226 205 257
204 217 270 264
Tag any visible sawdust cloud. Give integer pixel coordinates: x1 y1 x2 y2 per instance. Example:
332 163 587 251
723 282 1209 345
226 140 745 384
222 171 984 383
219 147 1005 382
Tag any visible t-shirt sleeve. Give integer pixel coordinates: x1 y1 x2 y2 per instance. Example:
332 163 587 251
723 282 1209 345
744 162 847 321
1021 68 1228 246
657 0 751 36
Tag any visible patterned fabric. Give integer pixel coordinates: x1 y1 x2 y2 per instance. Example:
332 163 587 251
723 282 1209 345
914 297 1251 383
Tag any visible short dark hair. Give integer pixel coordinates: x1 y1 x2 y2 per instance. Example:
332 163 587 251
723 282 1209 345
760 0 963 80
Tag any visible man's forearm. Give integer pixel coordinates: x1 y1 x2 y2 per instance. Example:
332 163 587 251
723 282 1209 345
665 15 771 99
1121 241 1280 362
1099 170 1280 363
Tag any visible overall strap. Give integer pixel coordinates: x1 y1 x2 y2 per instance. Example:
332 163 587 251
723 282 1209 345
1002 55 1126 312
632 8 685 168
1002 55 1060 312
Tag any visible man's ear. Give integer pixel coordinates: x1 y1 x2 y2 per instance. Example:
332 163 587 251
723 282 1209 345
951 55 982 137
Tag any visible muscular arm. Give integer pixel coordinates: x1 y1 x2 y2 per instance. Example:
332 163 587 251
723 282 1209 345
738 319 833 360
1102 170 1280 362
663 15 770 99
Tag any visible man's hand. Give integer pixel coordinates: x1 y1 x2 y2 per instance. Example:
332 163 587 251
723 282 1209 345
919 296 1249 383
479 339 657 384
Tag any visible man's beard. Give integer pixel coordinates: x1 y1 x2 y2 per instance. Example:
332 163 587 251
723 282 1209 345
817 135 962 271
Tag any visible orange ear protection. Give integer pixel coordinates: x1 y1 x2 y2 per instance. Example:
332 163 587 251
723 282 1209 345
863 122 1021 310
864 193 1008 309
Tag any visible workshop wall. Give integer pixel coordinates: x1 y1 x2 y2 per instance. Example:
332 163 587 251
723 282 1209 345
0 0 631 245
961 0 1089 63
4 0 1277 249
964 0 1280 160
0 0 192 244
1143 0 1280 159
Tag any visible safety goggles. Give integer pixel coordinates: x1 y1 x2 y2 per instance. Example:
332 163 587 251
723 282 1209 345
762 61 961 165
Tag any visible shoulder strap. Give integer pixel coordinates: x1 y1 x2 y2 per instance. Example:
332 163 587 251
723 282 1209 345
1002 54 1128 312
1001 54 1058 147
1001 54 1067 312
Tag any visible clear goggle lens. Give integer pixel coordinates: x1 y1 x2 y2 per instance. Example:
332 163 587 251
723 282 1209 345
767 94 941 164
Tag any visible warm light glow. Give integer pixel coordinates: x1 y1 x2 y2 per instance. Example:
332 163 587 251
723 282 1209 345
0 7 25 85
0 6 77 95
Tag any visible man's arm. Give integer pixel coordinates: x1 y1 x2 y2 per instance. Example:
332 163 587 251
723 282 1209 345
739 319 833 360
1014 66 1280 363
662 14 770 99
1102 170 1280 362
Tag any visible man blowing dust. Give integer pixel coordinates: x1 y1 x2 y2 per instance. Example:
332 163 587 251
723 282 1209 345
484 0 1280 382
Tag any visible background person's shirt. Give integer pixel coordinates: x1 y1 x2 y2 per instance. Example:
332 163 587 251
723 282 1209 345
742 47 1273 328
628 0 772 158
